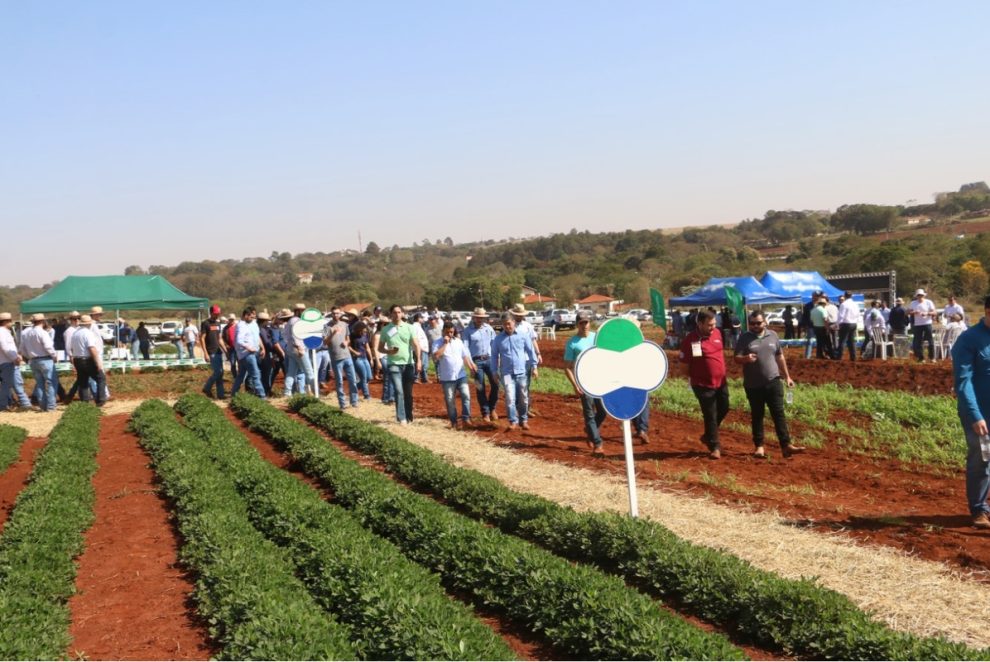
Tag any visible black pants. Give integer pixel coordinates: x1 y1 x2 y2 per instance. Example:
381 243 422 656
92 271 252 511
73 357 106 405
812 326 833 359
692 383 730 451
744 378 791 449
836 322 857 360
912 325 934 361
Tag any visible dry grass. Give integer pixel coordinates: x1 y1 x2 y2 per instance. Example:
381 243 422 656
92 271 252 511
346 399 990 649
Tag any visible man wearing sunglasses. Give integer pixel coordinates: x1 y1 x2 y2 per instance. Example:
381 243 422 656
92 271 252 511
734 311 805 459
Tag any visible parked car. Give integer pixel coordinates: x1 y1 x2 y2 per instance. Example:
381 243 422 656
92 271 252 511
622 308 651 322
543 308 577 330
159 320 183 339
95 322 117 343
144 320 162 337
525 311 543 326
448 311 472 327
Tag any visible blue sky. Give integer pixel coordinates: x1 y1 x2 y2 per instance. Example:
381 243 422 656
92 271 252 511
3 1 988 287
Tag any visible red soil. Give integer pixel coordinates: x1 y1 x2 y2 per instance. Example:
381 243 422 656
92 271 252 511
391 345 990 579
67 413 214 660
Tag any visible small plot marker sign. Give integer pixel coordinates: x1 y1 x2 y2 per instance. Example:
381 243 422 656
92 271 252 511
574 318 668 517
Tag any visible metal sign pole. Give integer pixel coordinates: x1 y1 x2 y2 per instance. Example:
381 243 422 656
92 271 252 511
622 419 639 518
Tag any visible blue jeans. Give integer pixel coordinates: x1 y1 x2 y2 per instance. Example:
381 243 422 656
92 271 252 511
332 356 359 408
418 349 430 382
186 342 196 359
173 340 184 359
226 348 238 379
380 357 394 403
501 372 529 425
354 356 372 399
203 350 226 398
634 404 649 434
231 352 265 398
298 351 316 394
963 425 990 517
316 349 331 390
30 357 57 411
387 362 416 422
441 376 471 425
0 362 31 409
473 359 499 417
580 393 607 445
131 339 141 360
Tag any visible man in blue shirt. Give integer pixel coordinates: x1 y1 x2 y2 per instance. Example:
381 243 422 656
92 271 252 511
565 310 606 452
461 307 499 422
491 313 538 430
230 307 266 399
951 295 990 530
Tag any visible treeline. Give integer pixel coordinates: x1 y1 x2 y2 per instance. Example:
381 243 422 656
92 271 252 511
4 182 989 313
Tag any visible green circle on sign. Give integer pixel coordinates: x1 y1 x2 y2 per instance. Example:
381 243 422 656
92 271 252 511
596 318 643 353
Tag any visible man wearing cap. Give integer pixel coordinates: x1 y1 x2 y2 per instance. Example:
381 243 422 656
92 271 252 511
492 312 539 431
0 313 32 412
565 310 607 452
950 295 990 529
378 304 422 424
809 296 834 360
909 288 937 362
257 311 277 397
230 307 266 398
200 305 228 399
462 307 499 422
19 313 58 411
888 297 909 339
71 315 106 406
510 305 542 410
324 306 359 409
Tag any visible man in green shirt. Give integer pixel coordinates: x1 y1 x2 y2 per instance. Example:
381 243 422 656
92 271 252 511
378 304 422 424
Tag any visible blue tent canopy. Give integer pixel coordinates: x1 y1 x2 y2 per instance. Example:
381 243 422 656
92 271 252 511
669 276 792 307
758 271 845 303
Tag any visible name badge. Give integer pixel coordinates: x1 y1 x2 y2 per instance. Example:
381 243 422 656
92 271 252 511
691 341 703 357
386 326 398 339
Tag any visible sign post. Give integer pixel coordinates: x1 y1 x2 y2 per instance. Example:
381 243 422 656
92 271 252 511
293 307 327 399
573 318 668 517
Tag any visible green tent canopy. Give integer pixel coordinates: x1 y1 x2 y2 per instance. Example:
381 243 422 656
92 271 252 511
19 275 208 313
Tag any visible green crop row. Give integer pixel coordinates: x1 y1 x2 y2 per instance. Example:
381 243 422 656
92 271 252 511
0 424 28 476
173 393 515 661
130 400 356 660
0 404 99 659
291 395 987 661
230 393 745 661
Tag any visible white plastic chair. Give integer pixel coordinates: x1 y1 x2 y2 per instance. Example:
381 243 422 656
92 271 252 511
932 328 947 361
870 327 894 360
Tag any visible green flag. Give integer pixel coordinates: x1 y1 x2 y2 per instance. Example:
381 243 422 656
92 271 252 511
724 286 745 324
650 288 666 330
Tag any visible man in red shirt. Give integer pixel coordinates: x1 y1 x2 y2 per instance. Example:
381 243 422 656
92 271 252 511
680 309 729 459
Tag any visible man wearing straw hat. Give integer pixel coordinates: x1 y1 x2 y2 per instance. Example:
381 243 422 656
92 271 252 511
71 315 107 406
0 312 32 411
19 313 58 411
461 307 499 422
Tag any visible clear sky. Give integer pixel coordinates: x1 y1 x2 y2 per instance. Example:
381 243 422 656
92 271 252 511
3 1 988 287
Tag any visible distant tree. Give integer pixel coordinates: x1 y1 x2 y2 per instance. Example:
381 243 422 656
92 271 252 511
832 204 899 235
960 260 989 297
960 181 990 194
124 265 145 275
443 237 454 247
365 241 380 254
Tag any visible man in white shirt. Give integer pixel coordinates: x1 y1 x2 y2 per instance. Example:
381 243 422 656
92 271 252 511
19 313 58 411
835 291 862 361
0 312 32 411
909 288 937 362
182 319 199 359
943 295 966 326
71 315 106 406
